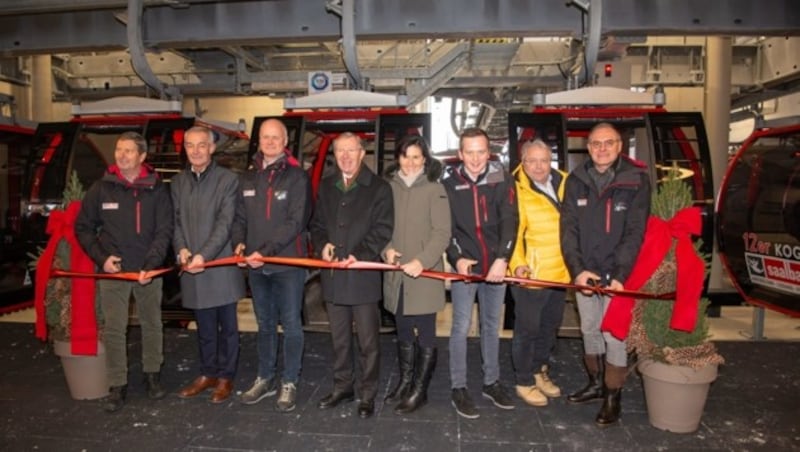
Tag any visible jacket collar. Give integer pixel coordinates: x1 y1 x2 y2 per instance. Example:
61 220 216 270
105 163 158 188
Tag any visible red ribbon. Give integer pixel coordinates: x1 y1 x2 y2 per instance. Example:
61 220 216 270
601 207 705 340
53 255 675 300
35 201 98 355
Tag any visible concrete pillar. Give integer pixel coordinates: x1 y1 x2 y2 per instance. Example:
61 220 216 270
31 55 53 122
10 58 32 121
704 36 733 293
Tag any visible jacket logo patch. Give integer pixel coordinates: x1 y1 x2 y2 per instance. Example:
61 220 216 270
102 202 119 210
274 190 288 200
577 198 587 207
243 189 256 197
455 184 470 191
613 202 628 212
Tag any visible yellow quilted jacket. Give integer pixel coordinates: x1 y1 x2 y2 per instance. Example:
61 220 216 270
508 165 570 285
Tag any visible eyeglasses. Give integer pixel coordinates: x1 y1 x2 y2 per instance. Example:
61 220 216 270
588 139 620 150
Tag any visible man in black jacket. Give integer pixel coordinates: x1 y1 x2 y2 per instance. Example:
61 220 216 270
232 118 311 412
309 132 394 419
441 127 518 419
560 122 650 426
75 131 173 412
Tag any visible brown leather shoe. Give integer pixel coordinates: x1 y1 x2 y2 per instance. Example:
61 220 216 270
210 378 234 404
178 376 218 399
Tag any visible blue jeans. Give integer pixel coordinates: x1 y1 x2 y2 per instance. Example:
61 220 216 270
448 280 507 388
249 267 306 384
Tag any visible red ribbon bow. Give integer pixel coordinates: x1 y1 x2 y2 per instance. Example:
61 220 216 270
34 201 99 355
601 207 705 340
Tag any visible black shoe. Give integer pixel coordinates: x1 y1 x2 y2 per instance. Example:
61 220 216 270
595 387 622 426
104 385 127 413
357 399 375 418
451 388 479 419
317 390 355 409
481 381 515 410
144 372 167 400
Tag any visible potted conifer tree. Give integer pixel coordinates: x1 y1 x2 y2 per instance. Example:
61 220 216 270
32 171 107 400
625 170 725 433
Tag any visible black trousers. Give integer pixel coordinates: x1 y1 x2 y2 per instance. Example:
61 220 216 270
327 302 381 401
194 302 240 380
510 286 565 385
395 289 437 348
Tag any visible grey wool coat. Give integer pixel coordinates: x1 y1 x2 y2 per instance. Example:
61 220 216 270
383 160 451 315
171 161 246 309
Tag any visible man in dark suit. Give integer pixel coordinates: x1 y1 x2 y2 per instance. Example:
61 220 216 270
309 132 394 419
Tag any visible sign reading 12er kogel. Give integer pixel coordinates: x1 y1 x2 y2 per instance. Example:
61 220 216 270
742 232 800 297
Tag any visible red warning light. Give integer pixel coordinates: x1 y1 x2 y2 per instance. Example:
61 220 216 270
604 64 613 77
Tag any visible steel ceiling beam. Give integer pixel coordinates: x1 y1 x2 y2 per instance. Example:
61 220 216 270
4 0 797 56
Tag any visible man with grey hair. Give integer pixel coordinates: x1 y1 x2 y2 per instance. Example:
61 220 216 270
310 132 393 419
508 139 569 408
75 131 173 412
173 126 245 404
560 122 650 426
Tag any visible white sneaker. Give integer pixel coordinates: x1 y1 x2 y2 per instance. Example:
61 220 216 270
516 385 548 407
534 365 561 398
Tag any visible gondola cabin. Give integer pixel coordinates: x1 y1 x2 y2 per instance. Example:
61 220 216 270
717 123 800 317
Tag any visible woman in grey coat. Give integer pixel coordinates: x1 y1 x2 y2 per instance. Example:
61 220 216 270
171 126 245 404
383 135 451 414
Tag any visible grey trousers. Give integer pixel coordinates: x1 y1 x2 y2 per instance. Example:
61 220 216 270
575 291 627 367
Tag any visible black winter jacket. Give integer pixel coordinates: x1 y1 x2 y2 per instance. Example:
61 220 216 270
232 152 311 272
441 160 518 275
560 156 651 284
75 164 173 272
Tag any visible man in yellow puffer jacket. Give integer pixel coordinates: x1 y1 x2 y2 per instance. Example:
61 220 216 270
508 139 570 407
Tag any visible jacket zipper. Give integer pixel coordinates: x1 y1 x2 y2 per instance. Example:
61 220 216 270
133 189 141 235
472 185 489 274
597 181 638 235
265 169 275 220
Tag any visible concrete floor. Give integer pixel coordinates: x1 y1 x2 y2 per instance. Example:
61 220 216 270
1 304 799 451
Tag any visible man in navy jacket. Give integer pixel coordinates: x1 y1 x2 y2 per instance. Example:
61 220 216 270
75 131 173 413
441 127 518 419
560 122 650 426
